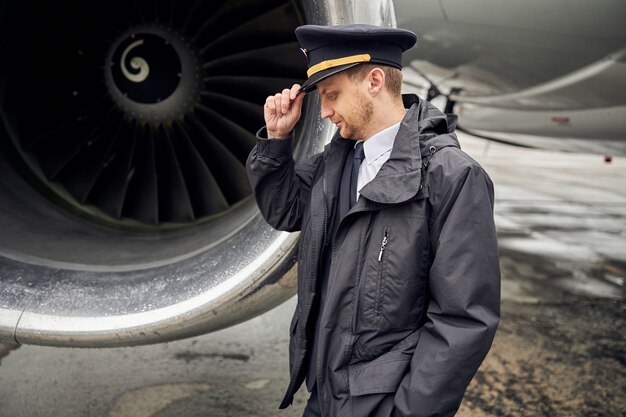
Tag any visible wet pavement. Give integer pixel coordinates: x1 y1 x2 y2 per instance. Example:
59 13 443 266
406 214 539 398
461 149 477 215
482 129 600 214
0 133 625 417
457 135 626 417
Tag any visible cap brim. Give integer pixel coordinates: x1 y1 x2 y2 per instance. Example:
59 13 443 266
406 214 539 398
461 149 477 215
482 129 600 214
300 62 362 94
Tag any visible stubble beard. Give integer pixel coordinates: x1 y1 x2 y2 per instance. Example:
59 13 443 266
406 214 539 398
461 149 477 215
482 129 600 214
339 92 374 140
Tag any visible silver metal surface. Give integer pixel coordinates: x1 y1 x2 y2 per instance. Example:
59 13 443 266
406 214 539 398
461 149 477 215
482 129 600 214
394 0 626 154
396 0 626 98
325 0 396 26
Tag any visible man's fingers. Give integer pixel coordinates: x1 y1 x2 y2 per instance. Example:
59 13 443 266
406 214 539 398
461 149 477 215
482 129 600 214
265 95 276 113
274 93 283 115
264 86 304 132
281 89 291 115
290 84 301 100
266 85 303 117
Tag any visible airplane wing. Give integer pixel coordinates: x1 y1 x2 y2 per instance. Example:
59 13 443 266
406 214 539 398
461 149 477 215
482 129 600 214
395 0 626 155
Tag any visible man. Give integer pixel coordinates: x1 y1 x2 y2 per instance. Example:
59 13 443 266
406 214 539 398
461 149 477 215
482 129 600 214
246 24 500 417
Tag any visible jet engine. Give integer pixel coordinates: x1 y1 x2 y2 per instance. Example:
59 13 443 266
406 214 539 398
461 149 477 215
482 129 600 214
0 0 396 346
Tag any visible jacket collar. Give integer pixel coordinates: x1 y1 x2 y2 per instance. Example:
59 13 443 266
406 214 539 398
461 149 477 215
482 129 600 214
358 94 460 205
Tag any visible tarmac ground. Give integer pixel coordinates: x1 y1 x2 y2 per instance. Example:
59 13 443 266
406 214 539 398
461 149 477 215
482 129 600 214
1 133 624 417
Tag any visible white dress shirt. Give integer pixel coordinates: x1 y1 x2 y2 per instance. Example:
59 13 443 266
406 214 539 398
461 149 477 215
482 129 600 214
355 122 401 201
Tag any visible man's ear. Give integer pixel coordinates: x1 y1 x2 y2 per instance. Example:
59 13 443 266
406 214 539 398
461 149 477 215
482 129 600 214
367 67 385 95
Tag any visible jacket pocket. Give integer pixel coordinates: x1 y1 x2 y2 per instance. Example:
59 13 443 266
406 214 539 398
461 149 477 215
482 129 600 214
348 349 411 396
362 226 390 323
360 212 430 332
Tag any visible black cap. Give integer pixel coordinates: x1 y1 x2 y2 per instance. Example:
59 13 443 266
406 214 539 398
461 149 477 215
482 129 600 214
295 24 417 93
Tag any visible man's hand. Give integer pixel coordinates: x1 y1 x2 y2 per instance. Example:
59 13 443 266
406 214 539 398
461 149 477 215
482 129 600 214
264 84 305 139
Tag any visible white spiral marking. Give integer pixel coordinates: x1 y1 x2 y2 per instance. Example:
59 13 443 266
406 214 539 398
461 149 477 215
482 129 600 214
121 39 149 83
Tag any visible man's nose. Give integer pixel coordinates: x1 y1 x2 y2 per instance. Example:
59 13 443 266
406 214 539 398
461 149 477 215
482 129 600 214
320 103 333 119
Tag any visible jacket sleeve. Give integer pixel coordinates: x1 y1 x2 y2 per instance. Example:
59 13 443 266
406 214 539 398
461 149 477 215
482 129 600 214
246 127 322 232
392 155 501 417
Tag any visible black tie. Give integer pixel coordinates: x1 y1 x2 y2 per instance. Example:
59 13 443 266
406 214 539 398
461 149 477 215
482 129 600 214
350 142 365 208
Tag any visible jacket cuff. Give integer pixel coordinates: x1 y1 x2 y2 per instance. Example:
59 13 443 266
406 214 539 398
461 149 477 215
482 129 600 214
255 126 294 159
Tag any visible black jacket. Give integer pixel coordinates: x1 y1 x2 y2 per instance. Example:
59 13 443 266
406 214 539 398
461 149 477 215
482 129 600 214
246 95 500 417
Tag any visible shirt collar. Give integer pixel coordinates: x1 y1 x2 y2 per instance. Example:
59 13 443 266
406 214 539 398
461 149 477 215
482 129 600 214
356 122 401 166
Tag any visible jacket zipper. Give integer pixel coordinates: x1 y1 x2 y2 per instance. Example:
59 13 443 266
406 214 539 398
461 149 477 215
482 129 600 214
378 229 388 262
376 228 389 317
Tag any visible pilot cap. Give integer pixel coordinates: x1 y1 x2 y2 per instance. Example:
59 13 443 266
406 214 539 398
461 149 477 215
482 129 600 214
295 24 417 93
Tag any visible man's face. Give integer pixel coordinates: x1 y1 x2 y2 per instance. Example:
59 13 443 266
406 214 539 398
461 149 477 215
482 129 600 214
316 72 374 140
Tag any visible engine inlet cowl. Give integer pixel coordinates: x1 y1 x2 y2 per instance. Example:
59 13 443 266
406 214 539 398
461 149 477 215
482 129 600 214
0 0 395 347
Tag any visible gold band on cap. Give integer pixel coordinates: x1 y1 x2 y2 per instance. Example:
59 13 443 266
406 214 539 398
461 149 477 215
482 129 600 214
307 54 372 77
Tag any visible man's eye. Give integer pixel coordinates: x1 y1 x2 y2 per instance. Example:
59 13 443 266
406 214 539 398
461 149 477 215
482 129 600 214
328 93 338 101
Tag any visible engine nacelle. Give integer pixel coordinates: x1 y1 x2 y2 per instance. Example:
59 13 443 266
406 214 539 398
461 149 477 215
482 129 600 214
0 0 395 346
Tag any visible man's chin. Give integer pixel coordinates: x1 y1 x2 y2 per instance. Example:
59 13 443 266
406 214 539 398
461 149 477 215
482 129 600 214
338 126 356 139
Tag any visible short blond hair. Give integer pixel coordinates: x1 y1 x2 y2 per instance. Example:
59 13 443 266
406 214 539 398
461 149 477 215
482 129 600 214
345 64 403 97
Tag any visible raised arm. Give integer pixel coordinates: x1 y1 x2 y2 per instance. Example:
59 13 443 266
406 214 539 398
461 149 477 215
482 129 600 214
246 84 319 232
